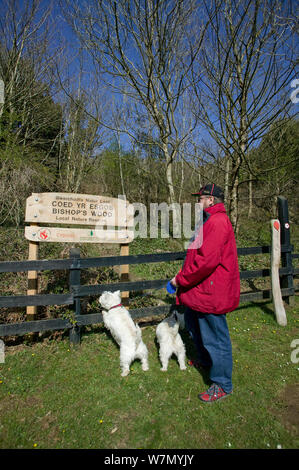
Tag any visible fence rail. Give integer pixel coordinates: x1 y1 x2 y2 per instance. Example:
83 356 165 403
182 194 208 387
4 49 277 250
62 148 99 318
0 244 294 274
0 196 297 343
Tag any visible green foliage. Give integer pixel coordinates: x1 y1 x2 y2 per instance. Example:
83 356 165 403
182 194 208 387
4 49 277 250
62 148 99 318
248 118 299 217
61 309 77 326
0 54 63 225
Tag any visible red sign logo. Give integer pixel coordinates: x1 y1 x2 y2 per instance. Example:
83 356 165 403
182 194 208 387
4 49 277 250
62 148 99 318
38 229 50 240
273 221 280 232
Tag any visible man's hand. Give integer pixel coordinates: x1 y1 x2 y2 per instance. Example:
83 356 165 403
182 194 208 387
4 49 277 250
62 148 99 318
170 276 178 287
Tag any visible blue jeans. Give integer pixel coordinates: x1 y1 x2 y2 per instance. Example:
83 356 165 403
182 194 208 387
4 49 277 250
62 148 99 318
184 308 233 393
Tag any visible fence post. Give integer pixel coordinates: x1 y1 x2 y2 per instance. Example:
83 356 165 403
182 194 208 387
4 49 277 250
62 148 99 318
69 248 81 345
277 196 294 306
270 220 287 326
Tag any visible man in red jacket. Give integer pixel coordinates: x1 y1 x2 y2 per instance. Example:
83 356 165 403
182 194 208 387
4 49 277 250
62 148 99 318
170 183 240 402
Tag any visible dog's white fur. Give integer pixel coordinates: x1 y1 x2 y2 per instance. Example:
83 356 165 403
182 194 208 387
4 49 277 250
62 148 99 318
99 290 149 376
156 312 186 371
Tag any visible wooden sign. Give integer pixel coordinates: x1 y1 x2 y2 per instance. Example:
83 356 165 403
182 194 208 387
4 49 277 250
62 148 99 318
25 226 134 243
25 192 133 227
25 192 134 319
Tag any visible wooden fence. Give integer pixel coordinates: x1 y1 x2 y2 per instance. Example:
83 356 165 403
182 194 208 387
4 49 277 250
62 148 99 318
0 196 297 344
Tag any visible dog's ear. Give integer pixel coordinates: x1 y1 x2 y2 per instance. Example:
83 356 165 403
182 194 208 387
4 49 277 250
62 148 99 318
116 290 121 297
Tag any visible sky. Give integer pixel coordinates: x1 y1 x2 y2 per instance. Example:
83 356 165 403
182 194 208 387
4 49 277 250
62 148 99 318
1 0 298 157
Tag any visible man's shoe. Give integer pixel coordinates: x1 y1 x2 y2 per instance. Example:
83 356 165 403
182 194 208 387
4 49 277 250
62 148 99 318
198 383 232 403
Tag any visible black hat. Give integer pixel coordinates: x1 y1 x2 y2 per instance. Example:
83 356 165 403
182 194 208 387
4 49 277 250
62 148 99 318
192 183 224 199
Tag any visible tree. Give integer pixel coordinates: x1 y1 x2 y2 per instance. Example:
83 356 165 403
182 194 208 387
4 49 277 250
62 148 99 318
57 90 104 193
190 0 297 232
253 118 299 217
64 0 207 226
0 0 64 225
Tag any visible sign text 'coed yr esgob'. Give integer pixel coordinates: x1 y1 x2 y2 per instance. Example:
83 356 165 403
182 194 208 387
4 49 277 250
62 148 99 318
25 193 134 243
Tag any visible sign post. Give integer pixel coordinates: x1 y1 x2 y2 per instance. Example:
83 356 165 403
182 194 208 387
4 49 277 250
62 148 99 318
25 193 134 318
26 223 39 320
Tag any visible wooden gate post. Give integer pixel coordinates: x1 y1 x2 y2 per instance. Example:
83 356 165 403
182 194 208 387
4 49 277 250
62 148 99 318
120 243 130 307
26 223 39 320
119 195 130 307
69 248 81 345
277 196 294 306
270 220 287 326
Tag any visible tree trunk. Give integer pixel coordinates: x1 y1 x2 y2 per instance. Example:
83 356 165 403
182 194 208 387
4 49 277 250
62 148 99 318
224 155 230 208
230 155 240 235
248 178 253 218
163 141 181 235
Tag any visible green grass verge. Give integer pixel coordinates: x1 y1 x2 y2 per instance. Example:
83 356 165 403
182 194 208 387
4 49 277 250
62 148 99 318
0 297 298 449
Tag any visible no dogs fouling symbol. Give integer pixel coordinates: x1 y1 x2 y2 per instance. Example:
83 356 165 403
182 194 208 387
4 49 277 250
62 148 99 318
38 229 50 240
285 223 290 229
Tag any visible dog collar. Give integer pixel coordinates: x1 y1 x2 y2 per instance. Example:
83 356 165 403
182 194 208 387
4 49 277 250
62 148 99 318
110 303 123 309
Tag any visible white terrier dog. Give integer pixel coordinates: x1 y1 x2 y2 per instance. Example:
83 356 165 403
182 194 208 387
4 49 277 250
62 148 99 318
99 290 149 377
156 311 187 371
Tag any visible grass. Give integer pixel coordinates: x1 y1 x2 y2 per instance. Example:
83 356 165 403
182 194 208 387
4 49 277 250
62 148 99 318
0 296 298 449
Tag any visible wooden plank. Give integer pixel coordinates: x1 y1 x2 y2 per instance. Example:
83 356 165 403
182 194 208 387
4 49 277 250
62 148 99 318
27 226 39 320
75 281 295 301
240 269 270 279
240 267 292 280
76 313 104 326
237 246 270 255
240 291 271 302
1 246 295 274
78 306 175 326
73 279 169 297
25 192 134 227
239 287 293 303
127 305 176 320
25 226 134 243
0 258 72 273
0 293 74 308
0 251 186 273
78 251 186 268
235 245 292 255
0 318 71 337
0 255 292 275
0 307 172 337
270 219 287 326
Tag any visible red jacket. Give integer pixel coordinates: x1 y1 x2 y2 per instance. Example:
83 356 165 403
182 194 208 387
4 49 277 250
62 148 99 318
176 203 240 314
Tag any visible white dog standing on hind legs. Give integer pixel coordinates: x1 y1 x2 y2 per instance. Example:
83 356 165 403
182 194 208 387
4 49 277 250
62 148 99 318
99 290 149 377
156 311 187 371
